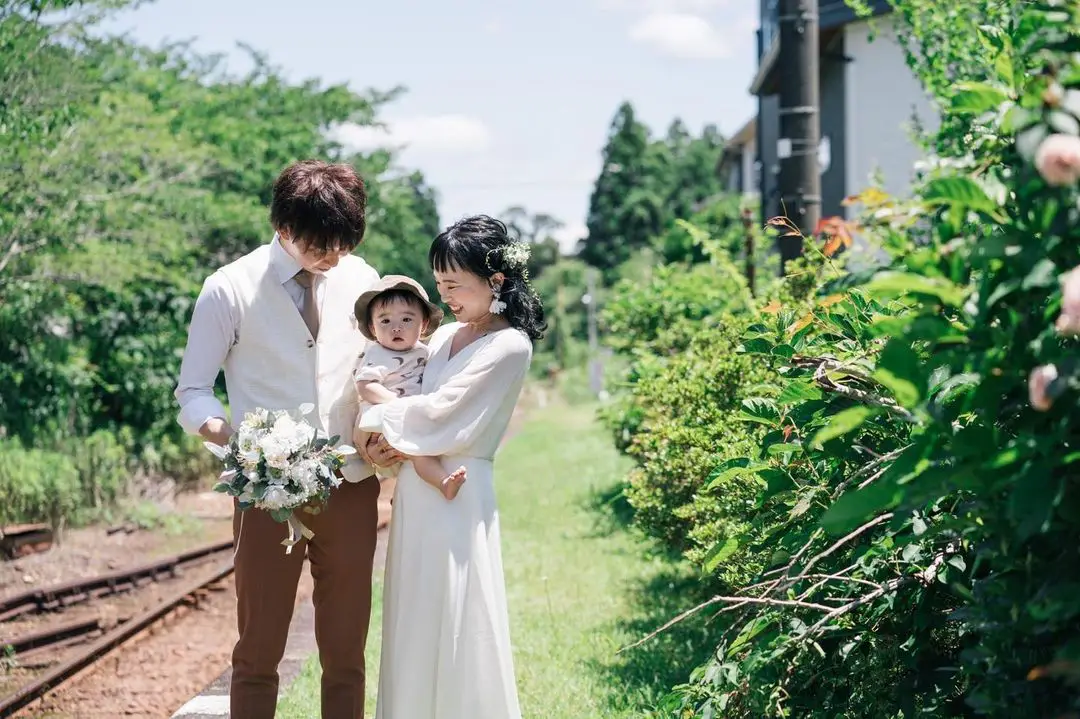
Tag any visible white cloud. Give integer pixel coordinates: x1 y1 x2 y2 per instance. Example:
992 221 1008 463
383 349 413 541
483 19 503 34
554 221 588 253
629 12 732 59
330 115 492 155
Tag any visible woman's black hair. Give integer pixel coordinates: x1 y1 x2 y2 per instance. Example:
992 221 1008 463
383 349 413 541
428 215 546 342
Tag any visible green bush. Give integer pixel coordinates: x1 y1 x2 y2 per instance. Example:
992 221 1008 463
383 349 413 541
645 4 1080 717
0 440 80 530
55 429 132 513
618 318 768 564
140 431 219 489
601 260 752 357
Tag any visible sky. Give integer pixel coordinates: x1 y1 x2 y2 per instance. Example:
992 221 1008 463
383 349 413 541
101 0 758 252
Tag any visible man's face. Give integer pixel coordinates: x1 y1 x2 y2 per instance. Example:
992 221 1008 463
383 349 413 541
279 230 351 273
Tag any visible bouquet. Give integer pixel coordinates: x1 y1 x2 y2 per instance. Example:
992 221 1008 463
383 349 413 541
205 403 356 553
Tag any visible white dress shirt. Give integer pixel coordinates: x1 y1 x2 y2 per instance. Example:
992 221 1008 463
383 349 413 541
174 234 325 435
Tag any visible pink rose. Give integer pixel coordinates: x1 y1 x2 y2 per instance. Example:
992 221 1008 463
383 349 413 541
1034 134 1080 186
1029 364 1059 412
1057 266 1080 335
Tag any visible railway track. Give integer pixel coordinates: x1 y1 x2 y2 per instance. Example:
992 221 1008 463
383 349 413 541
0 540 234 717
0 539 232 622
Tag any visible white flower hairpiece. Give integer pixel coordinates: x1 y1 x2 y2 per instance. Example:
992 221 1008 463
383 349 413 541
486 242 531 274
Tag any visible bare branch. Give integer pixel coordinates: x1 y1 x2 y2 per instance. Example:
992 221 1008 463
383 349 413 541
810 360 918 422
796 513 894 581
831 446 909 500
618 594 836 654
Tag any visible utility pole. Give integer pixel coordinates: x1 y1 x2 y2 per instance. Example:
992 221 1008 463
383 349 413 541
582 269 603 398
777 0 821 273
742 206 755 296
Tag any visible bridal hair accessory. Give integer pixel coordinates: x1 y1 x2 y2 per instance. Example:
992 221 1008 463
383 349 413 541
485 240 533 314
485 241 531 277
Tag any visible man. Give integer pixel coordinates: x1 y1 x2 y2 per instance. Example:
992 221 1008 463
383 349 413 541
175 159 391 718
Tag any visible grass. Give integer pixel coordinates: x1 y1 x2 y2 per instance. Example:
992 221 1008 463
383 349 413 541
278 399 714 718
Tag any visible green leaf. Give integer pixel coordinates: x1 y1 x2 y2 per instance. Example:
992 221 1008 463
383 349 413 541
811 406 878 448
821 479 903 534
776 378 823 405
1008 471 1065 541
706 458 758 490
873 338 927 408
789 492 814 518
947 555 967 573
738 337 773 354
1021 258 1059 290
738 398 780 427
772 343 795 359
993 50 1014 87
951 81 1008 114
921 177 1000 216
864 271 967 307
703 536 741 572
270 507 293 523
756 469 796 507
728 616 770 654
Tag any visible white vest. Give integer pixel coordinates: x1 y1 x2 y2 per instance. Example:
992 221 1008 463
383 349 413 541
217 244 378 483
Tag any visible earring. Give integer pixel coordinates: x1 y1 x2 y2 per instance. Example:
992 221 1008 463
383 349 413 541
489 285 507 314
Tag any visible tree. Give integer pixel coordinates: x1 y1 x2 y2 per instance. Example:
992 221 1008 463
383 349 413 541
579 104 728 282
579 102 658 277
499 205 563 278
0 4 446 495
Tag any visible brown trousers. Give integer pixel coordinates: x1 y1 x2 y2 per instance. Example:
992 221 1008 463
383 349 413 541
230 475 380 719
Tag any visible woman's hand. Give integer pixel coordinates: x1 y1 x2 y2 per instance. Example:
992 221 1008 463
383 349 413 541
366 432 405 466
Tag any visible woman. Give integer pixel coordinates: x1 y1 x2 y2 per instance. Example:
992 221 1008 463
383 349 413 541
357 214 545 718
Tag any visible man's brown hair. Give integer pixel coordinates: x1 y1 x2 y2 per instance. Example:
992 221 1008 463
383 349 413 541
270 160 367 253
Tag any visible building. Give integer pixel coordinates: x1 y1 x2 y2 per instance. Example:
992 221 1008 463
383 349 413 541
750 0 938 227
718 117 758 198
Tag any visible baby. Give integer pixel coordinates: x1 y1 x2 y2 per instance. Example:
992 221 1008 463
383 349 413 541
351 275 467 500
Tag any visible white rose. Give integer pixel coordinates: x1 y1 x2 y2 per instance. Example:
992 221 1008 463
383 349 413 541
259 435 291 470
1035 134 1080 186
261 486 292 511
1057 266 1080 336
1029 364 1059 412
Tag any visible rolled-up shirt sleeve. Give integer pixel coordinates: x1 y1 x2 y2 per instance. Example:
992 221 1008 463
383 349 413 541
174 272 238 435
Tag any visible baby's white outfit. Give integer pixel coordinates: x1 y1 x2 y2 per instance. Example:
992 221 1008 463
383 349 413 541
353 342 429 479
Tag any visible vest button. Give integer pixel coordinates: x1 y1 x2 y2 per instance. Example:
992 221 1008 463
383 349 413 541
307 340 315 348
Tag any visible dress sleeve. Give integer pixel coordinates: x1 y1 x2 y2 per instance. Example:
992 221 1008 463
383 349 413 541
357 330 531 457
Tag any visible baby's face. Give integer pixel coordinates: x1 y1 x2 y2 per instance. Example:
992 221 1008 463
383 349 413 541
370 298 424 350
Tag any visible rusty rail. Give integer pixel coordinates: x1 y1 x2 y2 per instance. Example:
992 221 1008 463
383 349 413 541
0 538 233 622
3 617 105 656
0 561 234 717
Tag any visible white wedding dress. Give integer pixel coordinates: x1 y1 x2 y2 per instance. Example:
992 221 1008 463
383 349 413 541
358 322 531 719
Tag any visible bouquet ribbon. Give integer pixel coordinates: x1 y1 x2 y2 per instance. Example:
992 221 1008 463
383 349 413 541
281 511 315 554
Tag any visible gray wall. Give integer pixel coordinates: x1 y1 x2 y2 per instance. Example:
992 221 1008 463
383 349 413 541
819 34 847 219
756 94 781 227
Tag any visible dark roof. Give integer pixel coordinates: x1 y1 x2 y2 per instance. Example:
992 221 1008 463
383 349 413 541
819 0 892 31
750 0 893 95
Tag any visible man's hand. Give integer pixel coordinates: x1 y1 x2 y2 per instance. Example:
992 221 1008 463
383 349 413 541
199 417 234 448
366 432 405 467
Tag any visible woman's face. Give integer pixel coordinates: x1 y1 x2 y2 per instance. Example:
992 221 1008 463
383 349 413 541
433 266 501 323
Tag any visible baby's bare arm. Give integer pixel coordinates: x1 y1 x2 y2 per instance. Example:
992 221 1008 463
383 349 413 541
357 380 399 405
